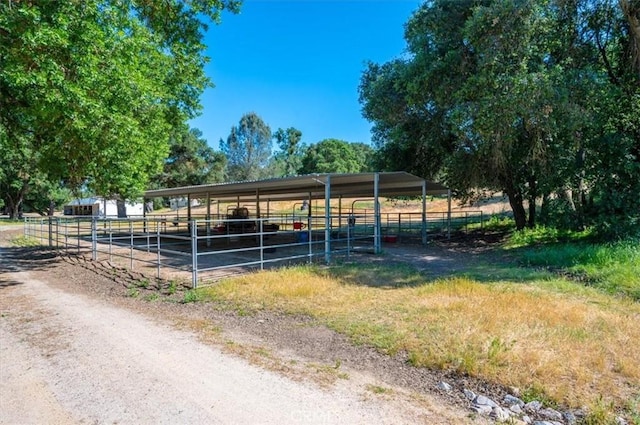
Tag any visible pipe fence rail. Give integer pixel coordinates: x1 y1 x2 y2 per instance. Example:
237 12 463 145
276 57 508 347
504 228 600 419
24 211 485 288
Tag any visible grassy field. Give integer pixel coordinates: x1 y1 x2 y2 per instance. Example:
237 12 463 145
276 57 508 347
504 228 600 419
193 274 638 421
176 225 640 423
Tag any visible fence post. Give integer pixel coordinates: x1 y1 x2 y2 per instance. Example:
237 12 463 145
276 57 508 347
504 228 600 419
308 215 313 263
259 219 264 271
91 218 97 261
156 221 161 279
346 216 350 260
48 217 53 247
146 218 150 253
64 220 68 253
129 220 134 269
108 220 113 262
191 219 198 289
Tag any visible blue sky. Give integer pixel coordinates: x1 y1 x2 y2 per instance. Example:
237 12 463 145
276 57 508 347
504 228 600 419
190 0 421 151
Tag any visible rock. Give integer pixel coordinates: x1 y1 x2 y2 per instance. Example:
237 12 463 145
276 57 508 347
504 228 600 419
491 406 511 422
504 394 525 407
563 411 577 424
474 394 499 408
510 404 524 414
522 415 532 424
525 400 543 412
463 388 476 401
471 405 493 415
615 417 628 425
437 381 452 392
539 407 563 421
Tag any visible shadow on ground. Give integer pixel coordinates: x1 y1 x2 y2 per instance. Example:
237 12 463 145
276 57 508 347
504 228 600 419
0 247 61 275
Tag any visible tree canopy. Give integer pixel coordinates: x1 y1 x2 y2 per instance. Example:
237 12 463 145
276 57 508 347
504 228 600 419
152 125 226 189
299 139 373 174
272 127 304 177
359 0 640 234
220 112 273 181
0 0 239 216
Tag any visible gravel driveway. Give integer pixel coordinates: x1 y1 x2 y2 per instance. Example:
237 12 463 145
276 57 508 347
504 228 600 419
0 228 483 425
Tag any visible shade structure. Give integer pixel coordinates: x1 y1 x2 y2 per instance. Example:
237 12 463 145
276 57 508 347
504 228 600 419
144 172 450 265
144 172 449 202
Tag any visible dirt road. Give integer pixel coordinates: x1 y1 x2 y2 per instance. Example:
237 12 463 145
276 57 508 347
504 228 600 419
0 231 475 424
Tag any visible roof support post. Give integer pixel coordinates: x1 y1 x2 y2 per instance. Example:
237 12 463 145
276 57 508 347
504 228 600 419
447 189 452 240
142 197 147 233
206 193 211 247
422 181 427 246
324 175 331 264
338 195 342 232
374 172 381 254
307 192 312 264
256 189 263 251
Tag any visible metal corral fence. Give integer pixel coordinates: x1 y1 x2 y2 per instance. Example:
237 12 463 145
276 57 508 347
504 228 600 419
379 210 485 242
23 211 484 288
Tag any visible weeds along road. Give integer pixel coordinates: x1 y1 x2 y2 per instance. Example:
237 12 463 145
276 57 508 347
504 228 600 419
0 239 472 425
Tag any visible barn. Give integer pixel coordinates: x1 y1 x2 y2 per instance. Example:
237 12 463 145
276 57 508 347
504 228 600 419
63 197 144 217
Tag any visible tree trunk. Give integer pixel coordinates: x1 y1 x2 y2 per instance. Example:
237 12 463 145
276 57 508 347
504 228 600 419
5 181 28 220
7 198 21 220
574 145 587 231
619 0 640 78
527 175 537 228
505 187 527 230
540 193 549 224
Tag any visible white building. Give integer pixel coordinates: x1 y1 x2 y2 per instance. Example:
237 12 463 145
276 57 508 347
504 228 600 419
169 197 200 210
63 197 144 217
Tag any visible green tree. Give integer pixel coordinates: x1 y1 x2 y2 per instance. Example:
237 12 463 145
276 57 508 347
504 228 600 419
0 0 239 202
299 139 373 174
0 130 35 218
0 129 70 218
23 178 71 217
153 125 226 189
360 0 640 233
220 113 273 181
272 127 303 177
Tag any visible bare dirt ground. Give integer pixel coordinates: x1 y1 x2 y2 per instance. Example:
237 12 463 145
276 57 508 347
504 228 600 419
0 226 509 424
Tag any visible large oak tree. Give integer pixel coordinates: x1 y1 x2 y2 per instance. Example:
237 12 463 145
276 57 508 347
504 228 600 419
0 0 239 218
360 0 640 233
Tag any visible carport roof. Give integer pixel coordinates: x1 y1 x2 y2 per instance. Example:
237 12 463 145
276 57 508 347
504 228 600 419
144 172 449 202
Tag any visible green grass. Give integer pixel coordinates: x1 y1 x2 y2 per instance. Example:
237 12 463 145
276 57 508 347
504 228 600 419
0 218 24 225
182 289 201 303
507 227 640 300
10 235 41 247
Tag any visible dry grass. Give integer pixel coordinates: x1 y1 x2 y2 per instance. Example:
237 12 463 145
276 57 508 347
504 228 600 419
199 266 640 415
